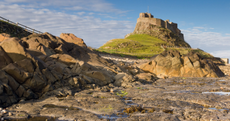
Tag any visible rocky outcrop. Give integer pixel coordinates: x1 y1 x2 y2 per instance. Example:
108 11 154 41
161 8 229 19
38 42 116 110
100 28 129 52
0 32 156 107
140 50 224 78
60 33 86 47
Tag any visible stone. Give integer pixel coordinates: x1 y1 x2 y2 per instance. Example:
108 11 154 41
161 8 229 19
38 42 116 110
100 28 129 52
60 33 86 47
0 46 13 69
23 89 38 99
7 75 20 92
24 39 54 56
0 84 3 95
68 77 79 88
26 49 44 57
77 77 87 88
15 85 26 98
0 33 11 42
0 38 29 62
3 63 32 84
135 73 157 83
3 83 13 96
140 50 224 78
81 75 94 84
23 72 47 92
114 73 135 86
8 112 12 116
16 58 35 73
50 54 79 66
42 68 57 84
22 33 63 50
84 71 111 86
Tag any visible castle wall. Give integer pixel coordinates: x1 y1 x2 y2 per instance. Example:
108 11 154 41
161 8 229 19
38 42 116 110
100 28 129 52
165 21 177 34
179 33 184 41
137 18 165 28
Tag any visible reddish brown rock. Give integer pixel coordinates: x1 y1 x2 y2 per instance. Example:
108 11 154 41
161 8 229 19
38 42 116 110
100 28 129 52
60 33 86 47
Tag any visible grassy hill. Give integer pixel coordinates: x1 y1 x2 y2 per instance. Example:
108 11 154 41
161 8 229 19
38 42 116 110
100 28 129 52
97 34 213 58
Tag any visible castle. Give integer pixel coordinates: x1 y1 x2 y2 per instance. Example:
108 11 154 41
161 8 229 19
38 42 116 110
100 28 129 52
136 13 184 40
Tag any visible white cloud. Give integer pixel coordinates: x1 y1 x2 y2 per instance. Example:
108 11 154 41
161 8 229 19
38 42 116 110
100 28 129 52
211 50 230 59
182 27 230 58
1 0 127 14
3 0 29 3
0 3 134 48
182 27 230 47
77 12 86 16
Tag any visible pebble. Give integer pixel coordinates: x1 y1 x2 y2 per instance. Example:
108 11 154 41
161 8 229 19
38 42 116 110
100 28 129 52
110 89 114 93
8 112 12 116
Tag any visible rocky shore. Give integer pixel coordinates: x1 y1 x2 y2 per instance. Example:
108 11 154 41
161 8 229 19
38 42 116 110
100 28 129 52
1 51 230 121
3 74 230 121
0 32 229 121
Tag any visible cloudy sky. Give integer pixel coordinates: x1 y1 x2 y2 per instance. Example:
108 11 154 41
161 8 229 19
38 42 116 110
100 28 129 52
0 0 230 59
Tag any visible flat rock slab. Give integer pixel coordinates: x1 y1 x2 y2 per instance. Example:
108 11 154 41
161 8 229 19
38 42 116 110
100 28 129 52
2 76 230 120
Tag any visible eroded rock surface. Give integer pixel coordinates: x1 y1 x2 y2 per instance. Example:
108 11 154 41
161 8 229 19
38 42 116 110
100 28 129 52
140 50 224 78
3 76 230 121
60 33 86 47
0 33 156 108
0 32 228 121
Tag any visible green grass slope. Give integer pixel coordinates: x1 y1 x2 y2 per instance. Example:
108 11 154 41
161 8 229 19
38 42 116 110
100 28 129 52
98 34 168 58
97 34 213 58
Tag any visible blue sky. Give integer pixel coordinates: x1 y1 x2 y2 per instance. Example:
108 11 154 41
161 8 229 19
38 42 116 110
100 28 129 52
0 0 230 59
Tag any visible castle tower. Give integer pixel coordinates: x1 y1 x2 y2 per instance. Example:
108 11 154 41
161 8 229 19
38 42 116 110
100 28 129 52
146 13 153 18
139 13 154 18
139 13 146 18
135 13 185 41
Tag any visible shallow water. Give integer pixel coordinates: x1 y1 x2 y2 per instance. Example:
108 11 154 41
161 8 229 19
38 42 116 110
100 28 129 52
219 80 226 81
98 113 129 121
202 92 230 95
208 107 229 112
4 116 57 121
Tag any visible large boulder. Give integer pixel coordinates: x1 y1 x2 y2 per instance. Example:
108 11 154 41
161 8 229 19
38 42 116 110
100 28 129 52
140 50 224 78
114 73 135 87
0 46 13 69
84 71 112 86
49 54 79 66
0 38 30 62
135 73 158 83
21 33 63 56
60 33 86 47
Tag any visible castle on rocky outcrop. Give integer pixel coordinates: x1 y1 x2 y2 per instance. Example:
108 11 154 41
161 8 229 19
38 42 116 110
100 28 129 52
136 13 184 41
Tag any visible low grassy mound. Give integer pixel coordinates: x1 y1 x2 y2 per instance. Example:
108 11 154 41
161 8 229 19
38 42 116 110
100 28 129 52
98 34 167 58
97 34 213 59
